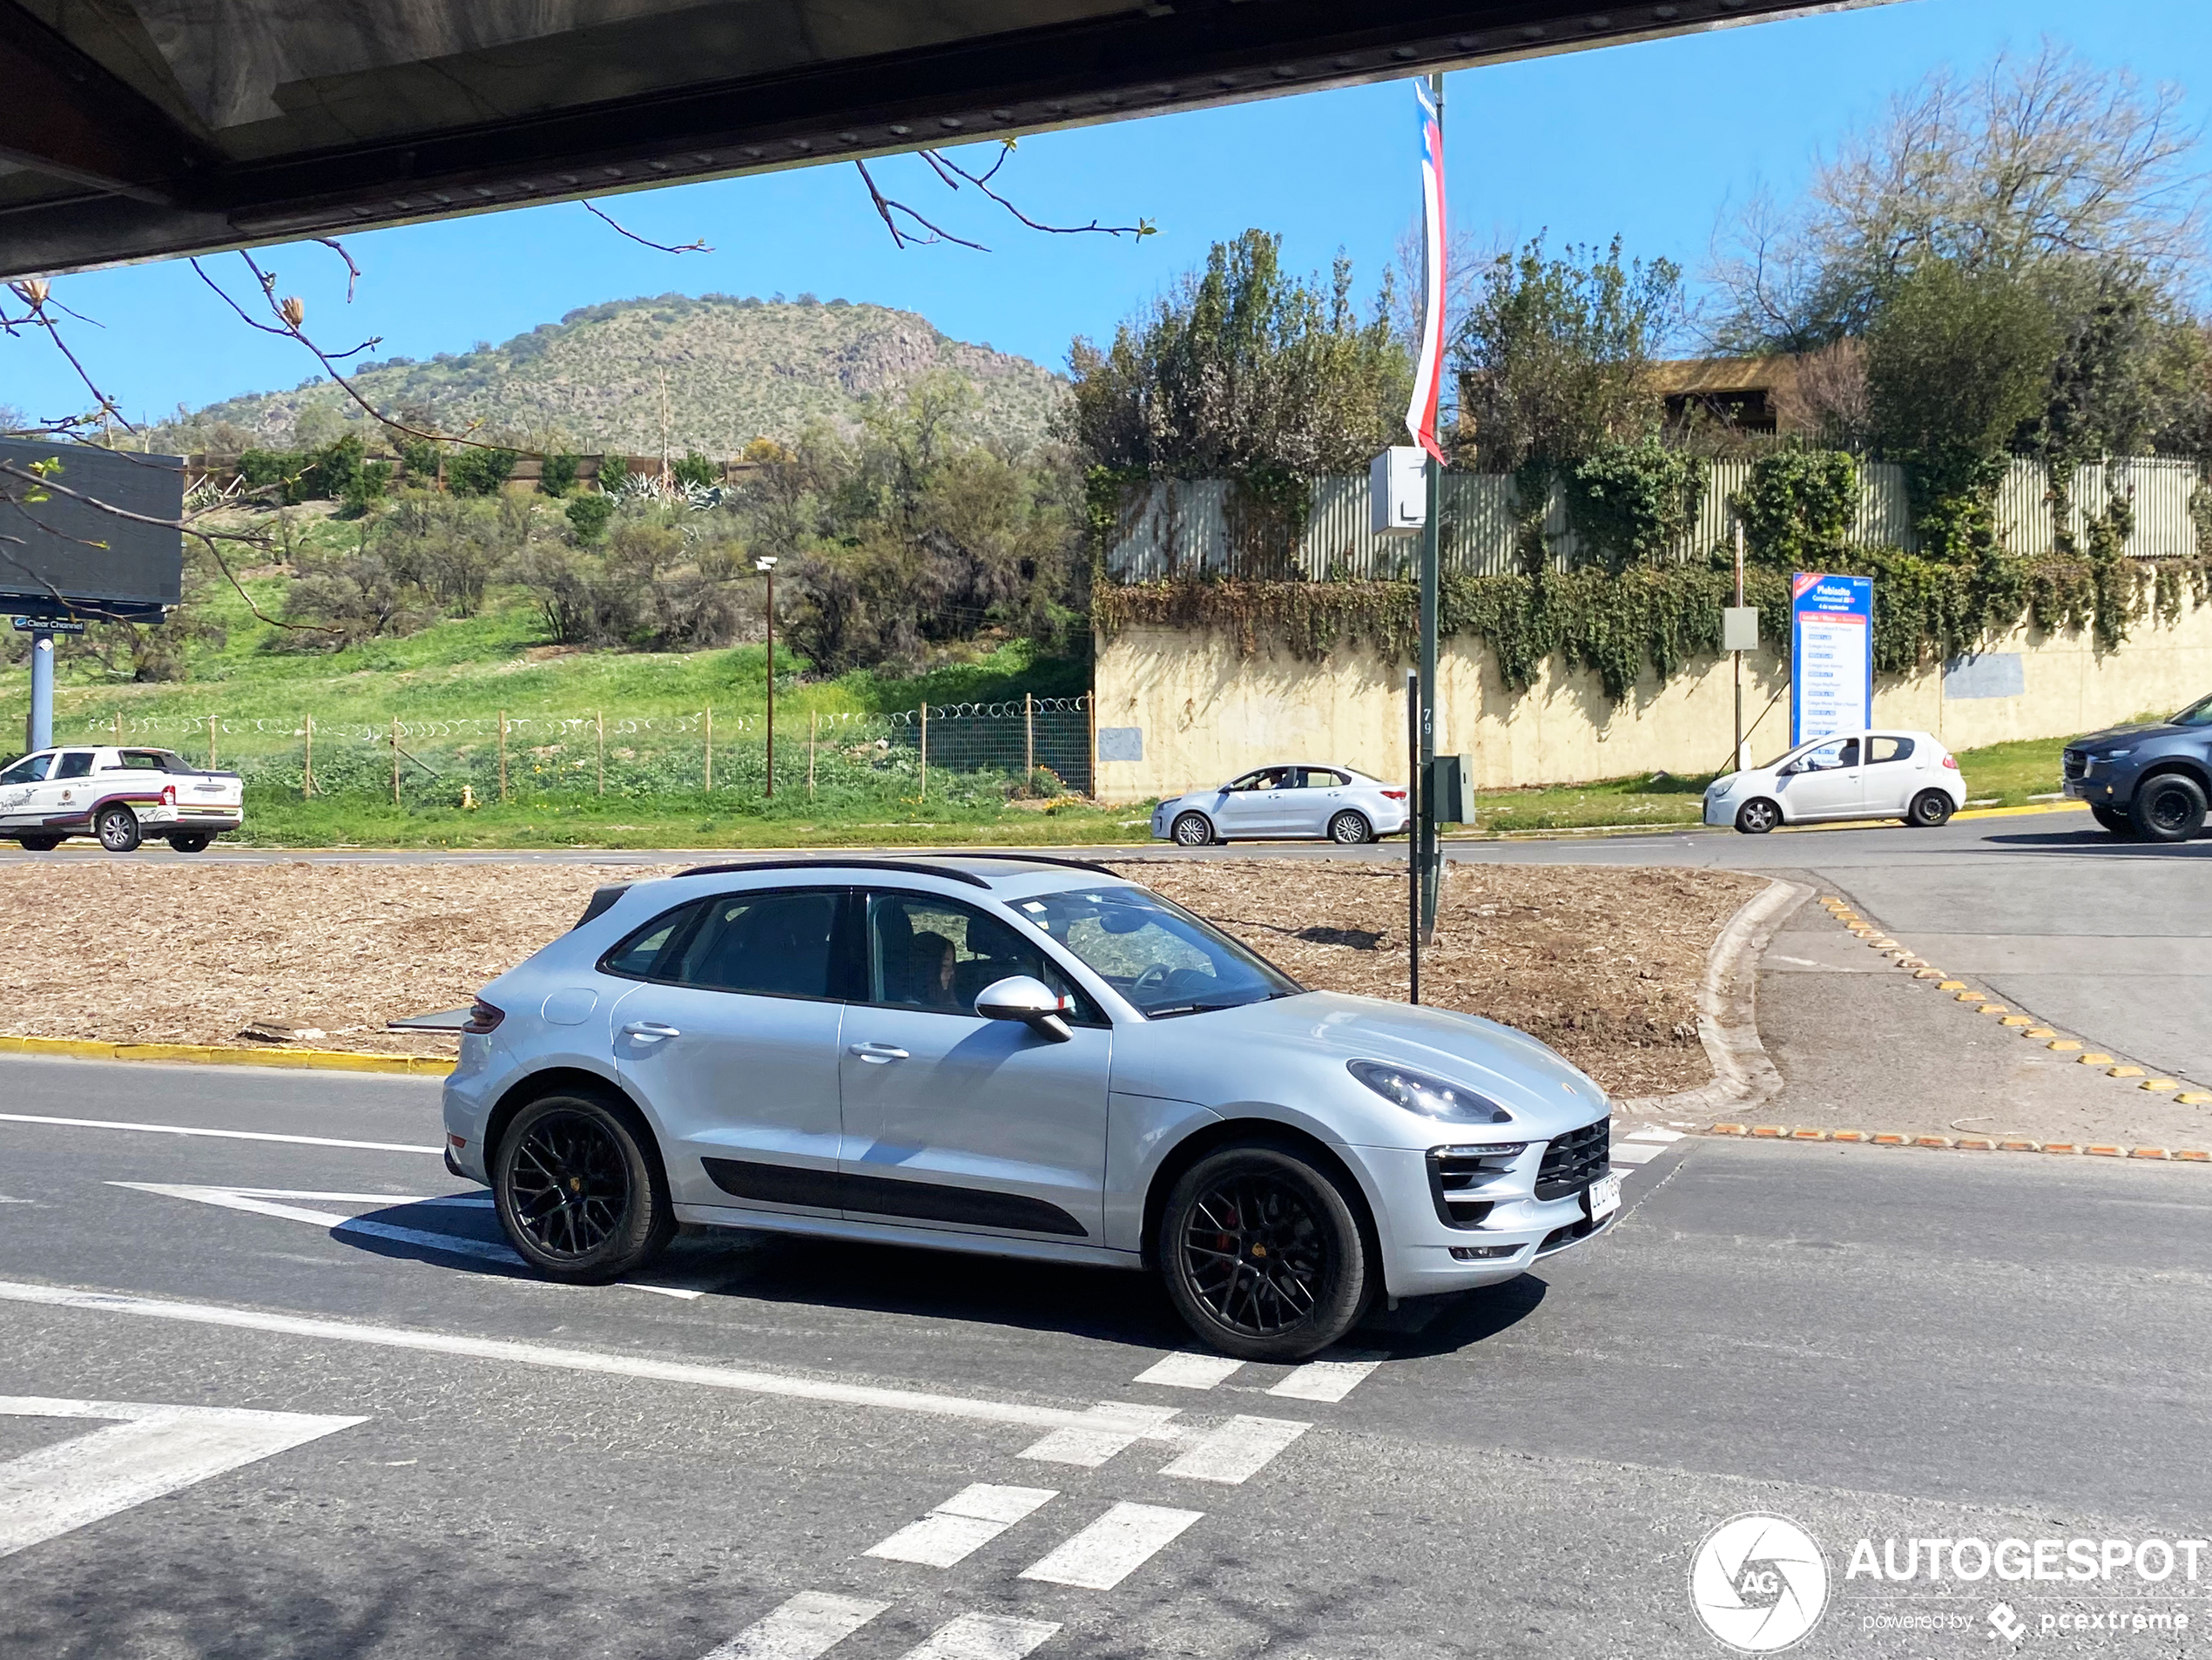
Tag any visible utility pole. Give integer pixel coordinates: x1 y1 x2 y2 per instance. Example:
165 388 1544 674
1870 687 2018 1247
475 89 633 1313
756 556 778 797
1416 67 1445 944
1733 521 1748 772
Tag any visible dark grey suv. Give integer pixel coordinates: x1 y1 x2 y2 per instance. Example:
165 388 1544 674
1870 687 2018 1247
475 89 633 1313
2063 692 2212 841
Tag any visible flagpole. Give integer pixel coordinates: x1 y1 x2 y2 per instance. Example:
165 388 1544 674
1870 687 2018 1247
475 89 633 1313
1418 69 1445 943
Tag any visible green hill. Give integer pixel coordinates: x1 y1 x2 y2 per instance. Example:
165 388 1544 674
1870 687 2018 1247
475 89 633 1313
157 293 1069 457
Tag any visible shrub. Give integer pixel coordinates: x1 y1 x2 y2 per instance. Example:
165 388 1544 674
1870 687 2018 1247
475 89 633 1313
338 459 393 518
566 492 617 543
539 452 581 496
1732 449 1860 570
445 446 519 498
1561 437 1704 573
396 437 442 488
671 451 719 490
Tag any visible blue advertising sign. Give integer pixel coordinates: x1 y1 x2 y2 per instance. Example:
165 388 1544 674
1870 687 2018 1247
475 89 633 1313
1791 573 1874 746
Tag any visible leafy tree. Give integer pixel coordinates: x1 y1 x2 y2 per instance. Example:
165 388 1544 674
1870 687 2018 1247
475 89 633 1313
538 452 581 496
1065 230 1410 481
1561 438 1703 573
445 446 519 497
565 491 616 543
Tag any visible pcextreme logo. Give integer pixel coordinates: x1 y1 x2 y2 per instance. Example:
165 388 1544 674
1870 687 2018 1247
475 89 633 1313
1690 1513 1832 1653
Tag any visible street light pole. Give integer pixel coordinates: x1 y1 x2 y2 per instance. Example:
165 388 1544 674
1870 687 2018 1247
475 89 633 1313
756 555 778 798
1416 67 1445 943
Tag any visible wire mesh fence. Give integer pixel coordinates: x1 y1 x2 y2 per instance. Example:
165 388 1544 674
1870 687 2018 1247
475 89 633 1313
62 695 1096 806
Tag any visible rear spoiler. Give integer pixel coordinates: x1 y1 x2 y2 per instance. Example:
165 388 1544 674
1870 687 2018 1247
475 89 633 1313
574 883 630 929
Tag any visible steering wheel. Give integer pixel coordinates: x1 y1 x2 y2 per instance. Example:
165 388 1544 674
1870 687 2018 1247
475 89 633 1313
1131 964 1174 996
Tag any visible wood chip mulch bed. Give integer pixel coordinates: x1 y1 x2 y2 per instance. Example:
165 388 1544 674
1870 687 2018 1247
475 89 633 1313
0 858 1761 1098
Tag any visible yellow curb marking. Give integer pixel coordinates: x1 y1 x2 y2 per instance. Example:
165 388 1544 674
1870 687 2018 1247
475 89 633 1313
2180 1093 2212 1106
2001 1016 2033 1026
1938 980 1966 991
2024 1027 2056 1038
1956 992 1987 1002
0 1034 454 1076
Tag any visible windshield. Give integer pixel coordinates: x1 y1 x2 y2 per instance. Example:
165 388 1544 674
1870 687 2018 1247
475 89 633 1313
2171 694 2212 729
1011 886 1302 1018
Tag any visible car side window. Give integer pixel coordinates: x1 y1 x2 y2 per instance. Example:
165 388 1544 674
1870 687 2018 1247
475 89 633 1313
602 901 705 980
1868 736 1914 764
110 751 170 772
664 889 840 998
866 892 1102 1022
54 752 94 779
0 754 52 786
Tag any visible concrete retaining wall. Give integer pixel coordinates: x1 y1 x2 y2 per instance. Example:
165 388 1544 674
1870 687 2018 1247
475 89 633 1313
1092 604 2212 800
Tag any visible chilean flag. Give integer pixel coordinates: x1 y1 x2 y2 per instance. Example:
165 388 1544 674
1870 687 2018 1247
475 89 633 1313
1406 79 1447 462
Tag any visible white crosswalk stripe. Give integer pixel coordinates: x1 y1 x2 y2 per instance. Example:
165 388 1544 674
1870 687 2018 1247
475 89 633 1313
1132 1352 1244 1390
1266 1356 1381 1403
1018 1501 1204 1591
866 1484 1058 1569
1157 1414 1309 1484
1018 1400 1181 1468
1608 1143 1666 1165
698 1591 888 1659
1626 1127 1686 1144
896 1613 1061 1659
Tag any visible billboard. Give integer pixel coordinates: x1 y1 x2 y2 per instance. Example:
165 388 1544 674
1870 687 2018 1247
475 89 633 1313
0 439 185 623
1790 572 1874 746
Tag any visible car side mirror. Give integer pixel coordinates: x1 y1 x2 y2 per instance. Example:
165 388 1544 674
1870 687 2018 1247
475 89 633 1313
974 975 1074 1042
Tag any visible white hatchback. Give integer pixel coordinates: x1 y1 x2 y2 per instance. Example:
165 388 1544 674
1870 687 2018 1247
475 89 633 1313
1704 730 1966 833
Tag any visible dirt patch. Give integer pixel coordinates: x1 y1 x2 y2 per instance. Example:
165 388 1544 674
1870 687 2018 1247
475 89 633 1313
0 858 1763 1094
1106 860 1765 1099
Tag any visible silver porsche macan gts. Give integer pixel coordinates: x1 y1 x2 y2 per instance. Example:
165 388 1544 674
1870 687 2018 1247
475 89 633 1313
442 854 1615 1360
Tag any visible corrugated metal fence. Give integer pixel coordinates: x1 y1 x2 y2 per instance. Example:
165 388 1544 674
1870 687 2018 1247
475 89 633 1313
1106 456 2201 581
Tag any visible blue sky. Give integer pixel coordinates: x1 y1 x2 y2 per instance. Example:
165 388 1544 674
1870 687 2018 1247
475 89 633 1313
8 0 2209 432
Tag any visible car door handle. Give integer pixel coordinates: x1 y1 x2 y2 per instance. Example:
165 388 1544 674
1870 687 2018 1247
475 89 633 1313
622 1021 682 1042
847 1042 909 1063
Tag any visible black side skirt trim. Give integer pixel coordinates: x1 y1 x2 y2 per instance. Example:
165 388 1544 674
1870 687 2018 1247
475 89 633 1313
701 1157 1088 1238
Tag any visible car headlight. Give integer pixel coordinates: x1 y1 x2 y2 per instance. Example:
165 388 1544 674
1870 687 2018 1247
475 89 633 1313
2101 748 2134 761
1348 1059 1514 1123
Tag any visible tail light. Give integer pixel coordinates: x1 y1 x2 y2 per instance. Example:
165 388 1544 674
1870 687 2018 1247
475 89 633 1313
462 1000 505 1035
1942 756 1959 770
1381 788 1407 800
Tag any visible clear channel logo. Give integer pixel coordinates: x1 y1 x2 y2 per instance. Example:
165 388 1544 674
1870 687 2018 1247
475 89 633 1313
1690 1514 1832 1652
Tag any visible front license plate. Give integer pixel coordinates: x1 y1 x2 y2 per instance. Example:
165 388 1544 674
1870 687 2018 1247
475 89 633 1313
1584 1172 1622 1221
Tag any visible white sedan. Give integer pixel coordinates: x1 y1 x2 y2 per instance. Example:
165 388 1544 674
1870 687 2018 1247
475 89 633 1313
1704 730 1966 833
1151 765 1412 846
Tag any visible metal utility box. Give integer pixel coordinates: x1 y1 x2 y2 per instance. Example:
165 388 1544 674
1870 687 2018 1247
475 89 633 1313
0 438 184 622
1428 753 1475 824
1723 606 1760 653
1370 446 1427 536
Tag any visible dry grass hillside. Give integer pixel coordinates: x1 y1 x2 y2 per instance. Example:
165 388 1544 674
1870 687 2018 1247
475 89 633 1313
171 294 1069 455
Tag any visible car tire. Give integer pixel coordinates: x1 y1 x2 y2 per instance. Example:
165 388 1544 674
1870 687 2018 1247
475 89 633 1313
1327 810 1372 845
2131 773 2208 844
1158 1141 1371 1362
1171 812 1214 848
1734 798 1781 835
17 835 62 852
1907 789 1955 827
492 1090 676 1283
168 833 212 853
2090 804 2134 836
94 805 141 853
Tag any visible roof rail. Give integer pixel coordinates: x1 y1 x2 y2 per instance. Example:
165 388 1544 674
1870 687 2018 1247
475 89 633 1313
934 851 1130 879
679 856 993 890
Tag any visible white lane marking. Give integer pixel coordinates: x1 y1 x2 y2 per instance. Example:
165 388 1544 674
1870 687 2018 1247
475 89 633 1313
1157 1414 1309 1484
1133 1353 1244 1390
106 1184 705 1300
1608 1143 1666 1166
899 1613 1062 1660
866 1482 1057 1568
1018 1400 1183 1468
699 1591 889 1660
1267 1356 1382 1404
1625 1128 1685 1144
1017 1501 1204 1591
0 1395 364 1559
0 1111 440 1156
0 1279 1182 1441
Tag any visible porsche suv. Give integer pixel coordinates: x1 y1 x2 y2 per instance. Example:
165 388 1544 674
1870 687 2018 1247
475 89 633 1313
442 855 1615 1359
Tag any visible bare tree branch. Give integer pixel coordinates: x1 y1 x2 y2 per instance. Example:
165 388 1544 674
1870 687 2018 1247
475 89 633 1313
921 145 1155 241
314 237 362 302
3 280 135 435
855 159 988 252
581 199 711 253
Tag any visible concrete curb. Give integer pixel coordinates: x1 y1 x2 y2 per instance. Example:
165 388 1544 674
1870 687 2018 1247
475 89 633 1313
1615 874 1813 1119
0 1034 455 1076
1704 1123 2212 1163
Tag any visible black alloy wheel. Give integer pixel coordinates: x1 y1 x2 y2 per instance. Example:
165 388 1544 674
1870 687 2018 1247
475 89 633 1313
1908 790 1954 827
95 805 141 853
492 1093 674 1280
1328 810 1372 845
2132 773 2208 844
1735 799 1781 835
168 833 212 853
1172 812 1213 847
1160 1144 1368 1361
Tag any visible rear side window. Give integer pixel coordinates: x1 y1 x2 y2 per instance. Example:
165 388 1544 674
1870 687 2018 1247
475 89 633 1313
602 902 703 980
1868 736 1915 764
602 890 843 998
54 752 94 779
111 750 182 772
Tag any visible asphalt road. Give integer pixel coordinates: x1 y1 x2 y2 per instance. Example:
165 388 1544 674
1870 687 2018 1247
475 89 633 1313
5 1053 2212 1658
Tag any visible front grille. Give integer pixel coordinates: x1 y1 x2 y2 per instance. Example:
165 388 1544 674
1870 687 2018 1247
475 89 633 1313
1534 1117 1610 1201
2062 749 2087 780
